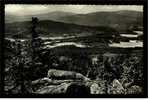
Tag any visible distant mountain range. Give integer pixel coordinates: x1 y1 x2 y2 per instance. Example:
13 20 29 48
55 10 143 31
5 10 143 32
5 11 76 23
5 10 143 39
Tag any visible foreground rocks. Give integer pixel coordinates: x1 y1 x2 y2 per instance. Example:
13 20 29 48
31 69 143 95
31 69 106 94
31 77 105 94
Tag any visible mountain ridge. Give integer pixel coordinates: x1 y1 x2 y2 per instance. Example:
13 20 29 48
5 10 143 33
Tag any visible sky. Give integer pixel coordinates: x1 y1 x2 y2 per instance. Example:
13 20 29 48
5 4 143 15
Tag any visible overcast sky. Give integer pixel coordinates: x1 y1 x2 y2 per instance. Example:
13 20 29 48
5 4 143 15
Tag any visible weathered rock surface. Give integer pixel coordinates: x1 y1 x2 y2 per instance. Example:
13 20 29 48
47 69 90 81
33 82 71 94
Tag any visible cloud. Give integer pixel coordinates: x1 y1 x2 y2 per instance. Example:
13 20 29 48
5 4 50 15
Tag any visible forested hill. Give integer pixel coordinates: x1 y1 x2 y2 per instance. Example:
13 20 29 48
5 20 118 38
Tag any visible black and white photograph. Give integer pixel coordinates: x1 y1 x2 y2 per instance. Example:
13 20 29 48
2 3 147 97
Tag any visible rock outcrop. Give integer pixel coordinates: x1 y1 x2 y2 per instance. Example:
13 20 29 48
47 69 90 81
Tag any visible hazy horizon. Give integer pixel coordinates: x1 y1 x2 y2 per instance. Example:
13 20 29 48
5 5 143 16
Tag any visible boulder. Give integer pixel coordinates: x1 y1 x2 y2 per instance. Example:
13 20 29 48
31 78 105 95
34 81 100 95
34 82 71 94
47 69 90 81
